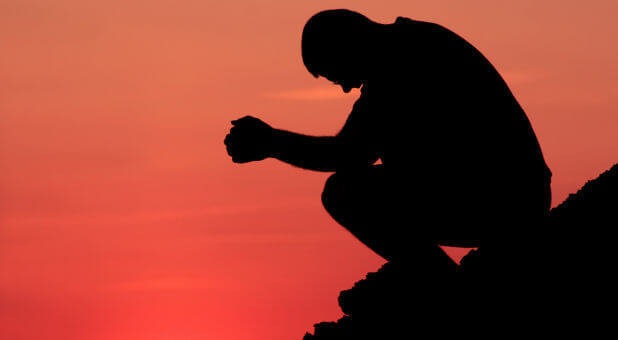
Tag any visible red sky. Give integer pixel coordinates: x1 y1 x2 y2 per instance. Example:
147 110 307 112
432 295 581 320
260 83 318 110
1 1 617 339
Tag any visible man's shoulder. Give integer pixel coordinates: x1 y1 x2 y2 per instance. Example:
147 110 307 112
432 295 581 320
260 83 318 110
393 17 471 53
394 17 451 35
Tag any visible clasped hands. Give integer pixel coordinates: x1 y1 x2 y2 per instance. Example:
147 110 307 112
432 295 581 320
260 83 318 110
224 115 276 163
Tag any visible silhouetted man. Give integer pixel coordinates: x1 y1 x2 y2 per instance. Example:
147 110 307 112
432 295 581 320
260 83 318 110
224 9 552 269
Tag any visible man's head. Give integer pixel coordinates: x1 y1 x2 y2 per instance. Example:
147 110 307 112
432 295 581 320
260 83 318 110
302 9 382 93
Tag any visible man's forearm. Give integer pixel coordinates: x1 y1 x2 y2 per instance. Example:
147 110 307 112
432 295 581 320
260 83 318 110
269 129 341 172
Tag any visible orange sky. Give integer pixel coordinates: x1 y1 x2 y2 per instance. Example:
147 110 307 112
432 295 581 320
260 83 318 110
1 1 617 339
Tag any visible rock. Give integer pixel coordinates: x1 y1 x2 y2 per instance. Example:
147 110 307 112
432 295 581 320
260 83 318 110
304 164 618 339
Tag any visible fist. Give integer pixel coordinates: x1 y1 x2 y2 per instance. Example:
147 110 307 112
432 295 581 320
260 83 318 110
224 115 275 163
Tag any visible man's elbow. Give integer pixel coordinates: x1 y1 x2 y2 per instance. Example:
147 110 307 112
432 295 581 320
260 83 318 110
333 154 380 172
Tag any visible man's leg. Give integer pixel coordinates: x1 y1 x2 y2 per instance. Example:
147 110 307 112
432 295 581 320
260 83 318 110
321 165 456 269
460 175 553 274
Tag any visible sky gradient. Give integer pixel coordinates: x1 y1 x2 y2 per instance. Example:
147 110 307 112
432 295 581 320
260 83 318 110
1 1 617 339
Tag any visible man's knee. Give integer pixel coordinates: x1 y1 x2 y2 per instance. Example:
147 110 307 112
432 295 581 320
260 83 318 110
321 173 341 216
322 166 388 215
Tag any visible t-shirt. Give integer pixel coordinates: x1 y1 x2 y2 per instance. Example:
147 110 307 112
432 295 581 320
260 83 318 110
337 17 552 192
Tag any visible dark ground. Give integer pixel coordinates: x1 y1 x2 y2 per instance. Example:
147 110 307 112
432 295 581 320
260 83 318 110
303 164 618 339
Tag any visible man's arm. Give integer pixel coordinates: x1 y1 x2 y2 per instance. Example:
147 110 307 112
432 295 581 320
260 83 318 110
270 129 380 172
269 130 341 172
224 115 379 172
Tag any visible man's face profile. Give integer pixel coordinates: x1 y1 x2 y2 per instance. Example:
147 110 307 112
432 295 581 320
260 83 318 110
318 62 364 93
302 9 376 93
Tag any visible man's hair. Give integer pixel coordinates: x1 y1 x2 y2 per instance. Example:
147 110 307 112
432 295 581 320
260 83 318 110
302 9 377 78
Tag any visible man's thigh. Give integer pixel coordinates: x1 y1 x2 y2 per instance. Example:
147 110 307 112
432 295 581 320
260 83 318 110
322 165 390 220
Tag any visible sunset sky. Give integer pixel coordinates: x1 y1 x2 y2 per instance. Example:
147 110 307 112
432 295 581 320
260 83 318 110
1 1 617 339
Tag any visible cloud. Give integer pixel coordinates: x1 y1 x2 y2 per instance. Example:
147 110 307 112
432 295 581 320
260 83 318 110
262 71 540 101
262 86 356 100
1 197 317 228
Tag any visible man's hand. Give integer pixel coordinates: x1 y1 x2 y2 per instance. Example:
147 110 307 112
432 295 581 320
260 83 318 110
224 115 275 163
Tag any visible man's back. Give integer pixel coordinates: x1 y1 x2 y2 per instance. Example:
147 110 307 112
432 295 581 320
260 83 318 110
354 17 551 189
